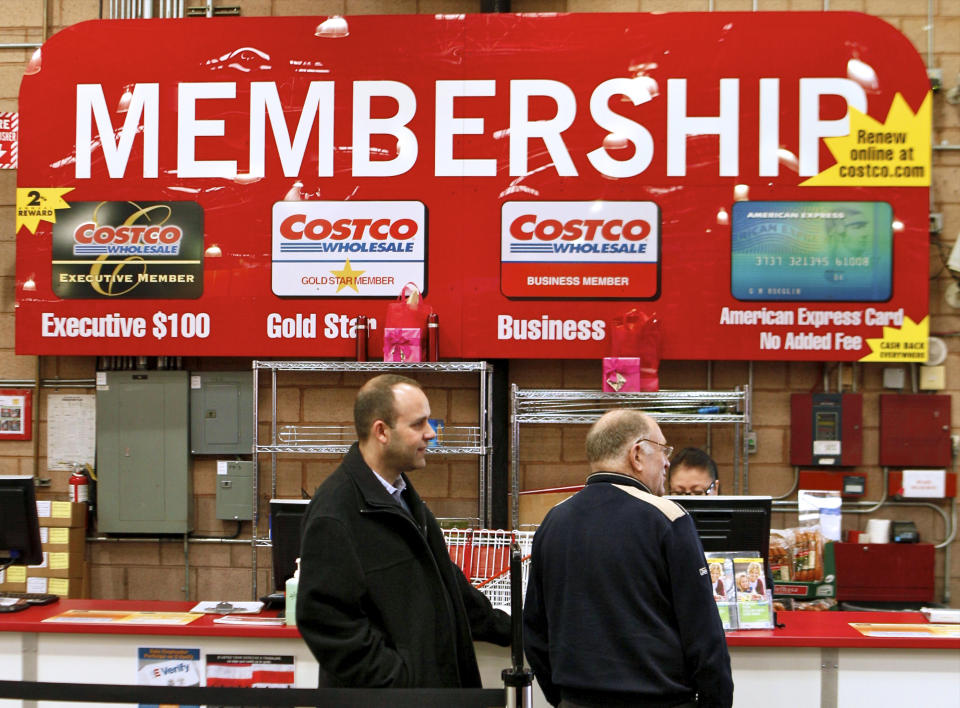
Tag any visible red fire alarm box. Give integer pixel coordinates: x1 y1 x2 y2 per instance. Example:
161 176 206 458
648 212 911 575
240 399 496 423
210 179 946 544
879 394 951 467
790 393 862 467
834 542 935 602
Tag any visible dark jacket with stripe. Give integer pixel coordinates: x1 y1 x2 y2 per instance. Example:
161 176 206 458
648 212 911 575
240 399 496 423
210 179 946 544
295 443 511 688
522 472 733 707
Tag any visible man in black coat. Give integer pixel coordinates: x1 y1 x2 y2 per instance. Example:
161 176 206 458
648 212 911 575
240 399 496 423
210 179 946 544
523 409 734 707
296 374 511 688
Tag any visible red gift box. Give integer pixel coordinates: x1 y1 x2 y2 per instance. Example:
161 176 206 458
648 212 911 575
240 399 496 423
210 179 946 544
602 357 641 392
383 328 422 362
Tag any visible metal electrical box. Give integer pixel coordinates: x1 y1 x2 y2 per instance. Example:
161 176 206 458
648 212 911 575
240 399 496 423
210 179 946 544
189 372 253 454
216 460 253 521
879 394 952 467
96 371 192 533
790 393 862 466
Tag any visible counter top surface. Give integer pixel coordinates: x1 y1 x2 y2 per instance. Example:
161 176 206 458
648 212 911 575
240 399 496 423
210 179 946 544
1 601 957 649
0 599 302 639
725 610 959 649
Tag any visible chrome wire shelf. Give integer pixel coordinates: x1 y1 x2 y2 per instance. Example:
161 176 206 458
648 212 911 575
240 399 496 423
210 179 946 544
253 360 489 373
257 424 487 455
512 388 748 425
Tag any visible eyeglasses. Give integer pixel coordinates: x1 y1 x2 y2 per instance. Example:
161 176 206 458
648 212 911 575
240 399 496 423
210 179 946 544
635 438 674 459
671 479 718 496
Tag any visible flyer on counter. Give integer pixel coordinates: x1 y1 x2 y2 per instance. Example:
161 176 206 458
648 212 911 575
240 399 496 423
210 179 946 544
43 610 202 625
849 623 960 638
188 600 263 614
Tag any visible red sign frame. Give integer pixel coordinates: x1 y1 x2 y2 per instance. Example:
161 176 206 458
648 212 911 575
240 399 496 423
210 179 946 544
15 12 930 361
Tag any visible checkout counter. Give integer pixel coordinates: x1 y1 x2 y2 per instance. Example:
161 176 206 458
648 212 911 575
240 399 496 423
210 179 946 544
1 599 957 708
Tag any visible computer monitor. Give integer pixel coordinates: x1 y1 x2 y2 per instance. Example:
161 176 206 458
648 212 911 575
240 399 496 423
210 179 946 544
269 499 310 592
666 495 772 570
0 475 43 567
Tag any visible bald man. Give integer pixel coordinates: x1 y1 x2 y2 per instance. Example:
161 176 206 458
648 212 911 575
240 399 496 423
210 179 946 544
523 410 733 708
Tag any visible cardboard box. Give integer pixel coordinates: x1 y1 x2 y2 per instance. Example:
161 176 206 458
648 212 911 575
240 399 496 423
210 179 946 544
25 570 89 599
40 526 86 555
27 551 85 578
36 500 88 528
0 565 28 593
773 541 836 599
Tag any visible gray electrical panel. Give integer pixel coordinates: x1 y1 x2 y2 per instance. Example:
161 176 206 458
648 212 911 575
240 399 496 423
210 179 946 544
189 372 253 454
216 461 254 521
96 371 192 534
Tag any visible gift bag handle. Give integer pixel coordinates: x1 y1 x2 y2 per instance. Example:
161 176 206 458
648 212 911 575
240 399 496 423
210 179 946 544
398 282 422 305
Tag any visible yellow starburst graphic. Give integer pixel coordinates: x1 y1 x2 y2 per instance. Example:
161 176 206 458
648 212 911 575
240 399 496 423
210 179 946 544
16 187 75 234
800 92 930 187
859 315 928 363
329 259 366 294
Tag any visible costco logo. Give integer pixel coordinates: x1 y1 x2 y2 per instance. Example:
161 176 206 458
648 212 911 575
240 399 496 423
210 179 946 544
272 201 426 297
501 201 660 299
73 222 184 256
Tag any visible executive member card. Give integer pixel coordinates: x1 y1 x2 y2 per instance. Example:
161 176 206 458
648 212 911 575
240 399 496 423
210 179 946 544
731 201 893 302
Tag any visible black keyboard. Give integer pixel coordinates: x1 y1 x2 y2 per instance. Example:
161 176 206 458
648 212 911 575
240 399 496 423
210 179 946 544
0 592 60 605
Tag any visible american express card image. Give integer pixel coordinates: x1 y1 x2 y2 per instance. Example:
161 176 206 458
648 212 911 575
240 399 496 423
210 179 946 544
731 202 893 302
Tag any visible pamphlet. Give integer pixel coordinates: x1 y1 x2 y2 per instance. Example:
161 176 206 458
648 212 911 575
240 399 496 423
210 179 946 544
733 556 774 629
705 554 737 630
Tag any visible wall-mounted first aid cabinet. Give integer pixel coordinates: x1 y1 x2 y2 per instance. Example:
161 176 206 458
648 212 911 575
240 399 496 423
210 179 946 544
96 371 192 533
189 372 253 455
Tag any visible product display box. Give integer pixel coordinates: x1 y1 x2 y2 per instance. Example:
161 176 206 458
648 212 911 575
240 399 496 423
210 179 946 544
36 500 88 528
773 541 836 599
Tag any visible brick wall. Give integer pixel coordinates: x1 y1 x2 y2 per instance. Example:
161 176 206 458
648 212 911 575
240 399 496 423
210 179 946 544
0 0 957 605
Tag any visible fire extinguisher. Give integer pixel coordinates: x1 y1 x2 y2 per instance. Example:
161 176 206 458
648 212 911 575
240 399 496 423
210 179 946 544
68 464 89 503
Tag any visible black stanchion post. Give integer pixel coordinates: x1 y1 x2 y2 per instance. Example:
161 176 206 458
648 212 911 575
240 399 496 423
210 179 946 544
501 540 533 708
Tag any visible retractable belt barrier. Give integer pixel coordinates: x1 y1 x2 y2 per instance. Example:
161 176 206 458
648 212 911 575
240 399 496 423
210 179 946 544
0 680 506 707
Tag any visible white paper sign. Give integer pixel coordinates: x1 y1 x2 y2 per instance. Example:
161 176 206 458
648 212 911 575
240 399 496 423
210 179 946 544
901 469 946 498
47 394 96 471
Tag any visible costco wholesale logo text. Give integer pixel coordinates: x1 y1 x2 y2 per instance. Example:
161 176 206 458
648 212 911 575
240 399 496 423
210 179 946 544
271 201 426 297
74 77 869 180
501 201 661 300
73 222 184 256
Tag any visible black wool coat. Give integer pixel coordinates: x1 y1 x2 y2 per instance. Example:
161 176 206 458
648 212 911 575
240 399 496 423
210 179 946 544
296 443 511 688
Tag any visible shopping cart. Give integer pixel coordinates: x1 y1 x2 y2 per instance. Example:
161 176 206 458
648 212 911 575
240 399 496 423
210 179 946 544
442 528 534 610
